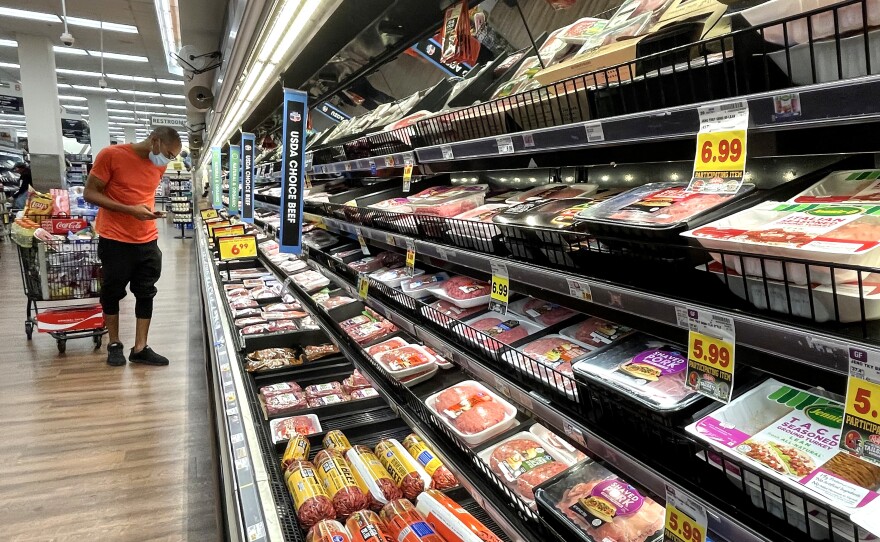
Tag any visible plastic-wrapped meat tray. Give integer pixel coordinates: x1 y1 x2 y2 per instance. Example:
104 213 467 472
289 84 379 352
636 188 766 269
424 380 519 446
422 299 487 328
502 335 589 398
453 312 544 353
504 183 598 204
401 273 449 300
427 276 492 309
534 459 666 542
576 182 757 246
509 297 578 327
560 318 633 351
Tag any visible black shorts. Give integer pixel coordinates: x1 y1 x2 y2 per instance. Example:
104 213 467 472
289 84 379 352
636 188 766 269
98 237 162 319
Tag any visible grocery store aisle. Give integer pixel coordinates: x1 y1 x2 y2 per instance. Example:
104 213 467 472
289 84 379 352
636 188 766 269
0 220 220 542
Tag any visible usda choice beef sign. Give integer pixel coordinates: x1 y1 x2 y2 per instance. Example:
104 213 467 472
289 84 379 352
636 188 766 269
279 89 308 254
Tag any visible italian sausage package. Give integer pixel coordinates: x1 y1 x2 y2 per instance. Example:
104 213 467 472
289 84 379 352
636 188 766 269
346 510 393 542
305 381 345 398
416 489 503 542
402 434 458 490
314 449 370 519
306 519 352 542
285 460 337 528
281 434 311 471
380 499 446 542
346 445 402 510
374 439 433 500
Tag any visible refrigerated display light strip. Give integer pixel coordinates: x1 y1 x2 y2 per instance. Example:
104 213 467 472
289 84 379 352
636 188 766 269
307 212 868 376
304 247 770 542
196 225 284 542
264 257 537 542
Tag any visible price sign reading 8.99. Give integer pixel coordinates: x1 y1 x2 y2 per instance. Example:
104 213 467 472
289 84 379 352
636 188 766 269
218 234 258 261
841 348 880 466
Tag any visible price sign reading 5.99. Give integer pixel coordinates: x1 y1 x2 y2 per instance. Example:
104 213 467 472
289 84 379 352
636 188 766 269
664 504 706 542
683 308 736 403
218 234 258 261
841 348 880 466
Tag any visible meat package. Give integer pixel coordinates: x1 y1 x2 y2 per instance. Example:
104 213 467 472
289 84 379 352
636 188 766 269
306 519 351 542
374 439 433 500
403 185 489 218
305 381 345 398
401 273 449 299
534 460 666 542
454 311 544 353
313 449 369 519
370 267 425 288
686 378 880 522
376 345 438 378
344 312 399 345
504 183 598 204
572 334 701 411
308 394 352 408
402 434 458 490
319 295 357 310
260 381 303 399
425 380 518 445
478 431 575 504
503 335 591 397
792 170 880 204
416 489 504 542
303 344 341 362
682 201 880 285
448 204 508 241
346 510 393 542
577 182 755 233
265 391 308 417
380 499 446 542
366 337 410 360
286 459 337 527
530 423 588 465
428 275 492 308
561 318 633 351
304 230 339 250
269 414 321 443
342 370 372 394
345 445 402 510
245 347 301 372
293 270 332 292
423 299 487 327
509 297 578 326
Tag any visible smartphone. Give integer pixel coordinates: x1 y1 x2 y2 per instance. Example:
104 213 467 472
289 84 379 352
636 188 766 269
154 210 168 218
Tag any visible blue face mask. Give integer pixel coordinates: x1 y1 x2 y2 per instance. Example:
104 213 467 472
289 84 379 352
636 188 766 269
149 141 172 166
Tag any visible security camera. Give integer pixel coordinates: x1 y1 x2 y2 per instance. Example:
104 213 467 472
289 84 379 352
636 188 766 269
60 32 75 46
98 77 107 89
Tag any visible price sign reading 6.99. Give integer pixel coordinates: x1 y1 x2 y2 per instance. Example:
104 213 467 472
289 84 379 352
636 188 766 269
218 234 258 261
489 261 509 315
689 101 749 195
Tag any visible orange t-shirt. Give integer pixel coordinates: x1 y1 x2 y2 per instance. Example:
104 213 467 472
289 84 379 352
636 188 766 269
91 144 166 244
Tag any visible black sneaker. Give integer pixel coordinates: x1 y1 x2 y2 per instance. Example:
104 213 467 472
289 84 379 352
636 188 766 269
107 342 126 366
129 346 170 366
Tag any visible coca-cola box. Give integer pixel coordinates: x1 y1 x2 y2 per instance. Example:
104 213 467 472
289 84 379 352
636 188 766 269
41 217 88 234
36 304 104 333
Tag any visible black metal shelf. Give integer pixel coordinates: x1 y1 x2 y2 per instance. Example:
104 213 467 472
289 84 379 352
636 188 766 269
310 150 416 175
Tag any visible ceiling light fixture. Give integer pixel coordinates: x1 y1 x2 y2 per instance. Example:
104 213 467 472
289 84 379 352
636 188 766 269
207 0 338 155
0 39 16 48
63 105 89 111
106 74 156 83
57 68 103 77
0 61 20 69
0 8 135 33
54 46 88 55
70 84 117 94
65 16 137 34
156 78 184 85
88 51 148 62
127 90 161 97
0 7 61 23
59 95 87 101
154 0 183 76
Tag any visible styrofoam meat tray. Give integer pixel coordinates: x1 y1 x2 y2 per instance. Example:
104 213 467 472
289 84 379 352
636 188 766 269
424 380 519 446
452 311 545 354
704 260 880 323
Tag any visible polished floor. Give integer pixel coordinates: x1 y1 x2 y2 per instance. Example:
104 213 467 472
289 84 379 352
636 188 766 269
0 220 220 541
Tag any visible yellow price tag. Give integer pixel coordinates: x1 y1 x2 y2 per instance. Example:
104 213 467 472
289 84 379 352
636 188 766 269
405 239 416 276
403 162 413 193
357 229 369 256
844 377 880 423
213 224 246 239
207 220 231 236
218 234 258 261
688 330 734 375
694 129 747 176
200 209 219 220
664 503 706 542
358 275 369 300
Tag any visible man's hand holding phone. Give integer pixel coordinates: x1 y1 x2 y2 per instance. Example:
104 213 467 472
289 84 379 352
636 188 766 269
129 204 164 221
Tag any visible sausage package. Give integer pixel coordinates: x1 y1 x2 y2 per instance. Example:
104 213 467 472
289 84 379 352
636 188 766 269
285 460 337 528
281 435 311 471
346 445 402 510
305 381 345 398
314 449 370 519
401 434 457 490
306 519 352 542
346 510 393 542
380 499 446 542
374 439 433 500
416 489 503 542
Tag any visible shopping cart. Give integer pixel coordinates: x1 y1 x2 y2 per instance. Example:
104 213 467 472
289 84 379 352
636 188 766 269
16 235 106 353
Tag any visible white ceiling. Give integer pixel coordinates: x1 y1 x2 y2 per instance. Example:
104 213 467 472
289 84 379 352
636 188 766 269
0 0 227 141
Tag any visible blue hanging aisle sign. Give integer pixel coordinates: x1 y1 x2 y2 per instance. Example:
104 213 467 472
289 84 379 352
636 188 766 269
210 145 222 210
241 132 256 223
279 88 308 254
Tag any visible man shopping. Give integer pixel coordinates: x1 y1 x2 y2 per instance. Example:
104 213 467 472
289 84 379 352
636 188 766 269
84 127 182 366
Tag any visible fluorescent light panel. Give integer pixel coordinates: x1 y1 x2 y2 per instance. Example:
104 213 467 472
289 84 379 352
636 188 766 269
63 105 88 111
0 61 19 69
89 51 148 62
65 16 137 34
0 7 60 23
71 84 117 94
106 73 155 83
154 0 183 76
156 78 183 85
59 95 87 101
54 46 88 56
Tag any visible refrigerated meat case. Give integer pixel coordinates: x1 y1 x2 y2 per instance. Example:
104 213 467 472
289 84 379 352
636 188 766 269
197 220 538 542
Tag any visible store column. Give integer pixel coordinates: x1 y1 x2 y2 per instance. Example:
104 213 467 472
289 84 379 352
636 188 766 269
16 34 64 190
124 126 137 143
87 96 110 156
